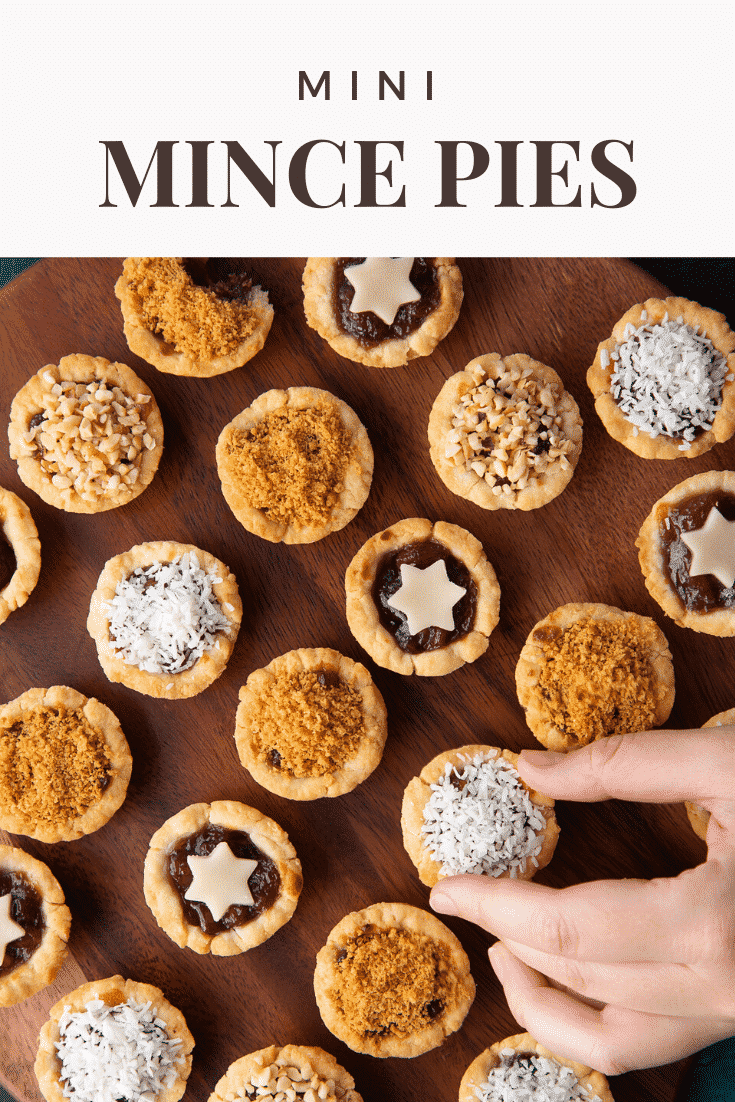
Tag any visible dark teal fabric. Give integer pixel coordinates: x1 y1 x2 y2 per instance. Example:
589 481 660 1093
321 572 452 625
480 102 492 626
0 258 40 287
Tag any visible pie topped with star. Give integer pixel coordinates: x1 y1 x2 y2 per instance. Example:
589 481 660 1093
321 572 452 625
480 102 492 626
637 470 735 635
345 518 500 676
143 801 302 955
302 257 463 367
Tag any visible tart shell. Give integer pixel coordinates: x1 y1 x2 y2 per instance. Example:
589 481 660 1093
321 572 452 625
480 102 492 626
35 974 194 1102
208 1045 363 1102
459 1033 614 1102
0 844 71 1007
345 518 500 676
0 486 41 626
637 470 735 636
428 353 583 511
216 386 374 544
115 257 274 377
587 297 735 460
515 603 675 751
0 685 132 842
143 800 303 956
685 707 735 841
303 257 463 368
87 540 242 699
234 647 388 800
401 744 559 887
8 354 164 513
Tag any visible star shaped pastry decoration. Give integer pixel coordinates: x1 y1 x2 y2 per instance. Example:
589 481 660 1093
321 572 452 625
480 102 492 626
387 558 467 636
0 893 24 965
344 257 421 325
681 506 735 589
185 842 258 923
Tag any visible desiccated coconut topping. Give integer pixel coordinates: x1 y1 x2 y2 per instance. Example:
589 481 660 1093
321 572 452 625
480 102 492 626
476 1050 601 1102
421 753 545 878
602 315 730 446
54 997 185 1102
107 552 231 675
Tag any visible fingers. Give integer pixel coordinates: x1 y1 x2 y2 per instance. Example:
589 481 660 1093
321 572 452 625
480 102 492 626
489 944 735 1076
515 728 735 806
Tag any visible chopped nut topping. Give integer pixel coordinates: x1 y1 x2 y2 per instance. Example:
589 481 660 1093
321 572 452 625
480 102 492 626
234 1052 354 1102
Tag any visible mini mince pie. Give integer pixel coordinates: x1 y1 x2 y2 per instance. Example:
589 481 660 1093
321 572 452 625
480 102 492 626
685 707 735 840
8 354 164 513
401 745 559 887
0 685 132 842
234 647 388 800
0 486 41 626
143 800 303 955
458 1033 614 1102
302 257 463 368
345 518 500 676
87 540 242 699
0 843 71 1007
115 257 274 377
428 353 583 510
587 296 735 459
207 1045 364 1102
637 470 735 636
515 603 675 751
313 901 475 1058
216 386 373 544
35 974 194 1102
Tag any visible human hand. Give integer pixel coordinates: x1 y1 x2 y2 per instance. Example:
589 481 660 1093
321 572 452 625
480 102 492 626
430 729 735 1075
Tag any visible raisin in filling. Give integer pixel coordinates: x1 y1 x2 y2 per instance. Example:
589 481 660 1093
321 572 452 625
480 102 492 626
661 490 735 613
372 539 477 653
334 258 440 347
0 870 45 977
183 258 254 303
167 824 280 935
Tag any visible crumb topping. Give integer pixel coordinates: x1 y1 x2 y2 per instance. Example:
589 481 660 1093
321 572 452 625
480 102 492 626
14 374 157 507
0 707 111 830
224 406 351 528
126 257 259 359
534 618 659 744
331 926 459 1039
249 671 366 778
445 361 575 499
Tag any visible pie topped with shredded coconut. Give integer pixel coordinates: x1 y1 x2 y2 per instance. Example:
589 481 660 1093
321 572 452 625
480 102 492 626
34 974 194 1102
87 541 242 699
459 1033 614 1102
588 296 735 459
401 745 559 887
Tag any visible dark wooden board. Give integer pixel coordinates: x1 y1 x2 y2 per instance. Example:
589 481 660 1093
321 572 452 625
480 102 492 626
0 258 729 1102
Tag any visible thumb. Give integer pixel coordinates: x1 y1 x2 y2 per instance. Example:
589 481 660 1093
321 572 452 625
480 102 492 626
516 728 735 805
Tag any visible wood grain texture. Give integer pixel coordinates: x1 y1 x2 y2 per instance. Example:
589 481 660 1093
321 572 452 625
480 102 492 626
0 257 731 1102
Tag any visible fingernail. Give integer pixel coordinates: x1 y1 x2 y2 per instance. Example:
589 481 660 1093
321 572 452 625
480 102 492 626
519 750 566 770
488 942 511 981
430 890 458 917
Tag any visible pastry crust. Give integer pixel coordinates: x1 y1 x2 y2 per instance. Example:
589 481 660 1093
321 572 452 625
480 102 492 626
216 386 374 544
685 707 735 840
8 354 164 512
345 518 500 676
314 901 474 1058
0 486 41 625
0 844 71 1007
459 1033 614 1102
234 647 388 800
0 685 132 842
428 353 583 511
587 297 735 459
143 800 302 956
87 540 242 699
637 470 735 636
35 974 194 1102
208 1045 363 1102
401 745 559 887
303 257 463 368
115 257 274 377
515 603 675 751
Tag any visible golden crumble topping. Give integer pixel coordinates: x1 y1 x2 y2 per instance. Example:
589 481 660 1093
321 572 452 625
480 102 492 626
222 406 351 528
0 708 111 830
534 619 659 744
